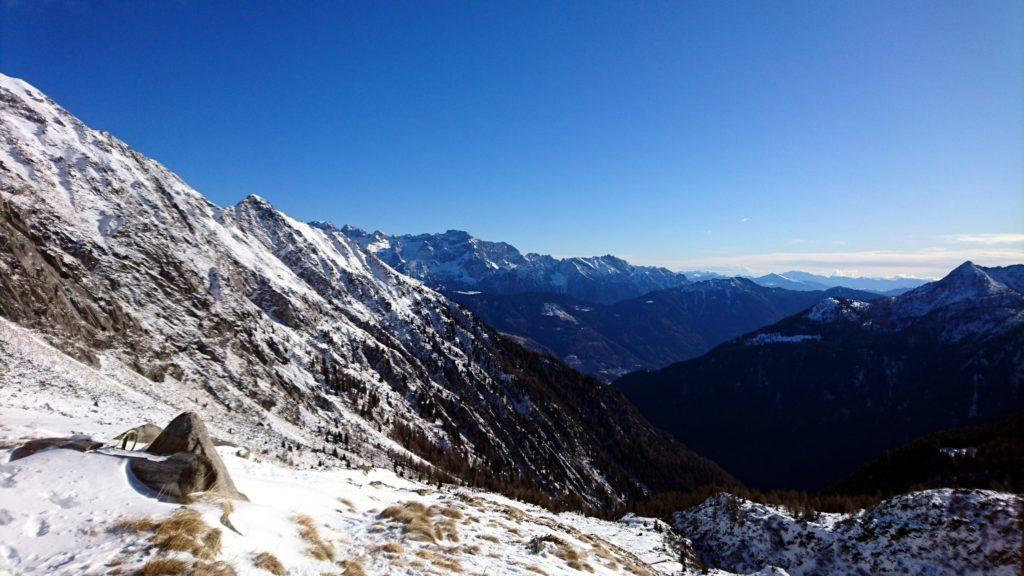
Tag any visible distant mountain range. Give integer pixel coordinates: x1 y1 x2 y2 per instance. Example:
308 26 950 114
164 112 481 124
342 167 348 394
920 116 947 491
339 227 688 304
338 228 933 378
617 262 1024 490
448 280 883 379
686 270 929 294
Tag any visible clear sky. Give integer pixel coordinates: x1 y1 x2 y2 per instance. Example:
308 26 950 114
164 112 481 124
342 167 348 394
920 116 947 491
2 1 1022 277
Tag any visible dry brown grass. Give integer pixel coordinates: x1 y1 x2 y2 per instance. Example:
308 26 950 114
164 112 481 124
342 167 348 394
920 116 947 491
253 552 286 575
337 497 355 509
498 505 525 522
294 514 336 562
434 504 464 520
373 542 405 555
454 493 487 508
378 501 461 543
478 534 500 544
526 535 593 573
516 563 549 576
140 558 189 576
115 509 222 560
339 559 366 576
192 560 237 576
415 549 464 573
434 517 460 543
113 516 161 533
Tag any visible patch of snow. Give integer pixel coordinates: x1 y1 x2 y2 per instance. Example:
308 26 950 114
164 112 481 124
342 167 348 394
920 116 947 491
748 333 821 345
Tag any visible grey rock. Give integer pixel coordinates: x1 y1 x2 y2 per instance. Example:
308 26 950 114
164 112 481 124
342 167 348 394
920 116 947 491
10 437 103 461
114 423 163 449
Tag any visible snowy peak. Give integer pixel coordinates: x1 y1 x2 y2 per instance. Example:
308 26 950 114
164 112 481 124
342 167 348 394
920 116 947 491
750 273 825 291
886 261 1023 320
805 297 869 323
789 261 1024 338
338 227 688 304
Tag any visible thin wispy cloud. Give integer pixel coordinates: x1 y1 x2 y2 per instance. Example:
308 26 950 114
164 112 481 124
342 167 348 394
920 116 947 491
653 246 1024 278
943 233 1024 245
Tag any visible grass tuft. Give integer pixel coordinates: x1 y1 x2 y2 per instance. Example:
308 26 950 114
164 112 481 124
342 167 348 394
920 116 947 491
294 514 335 561
373 542 405 555
378 501 461 543
140 558 189 576
253 552 286 575
192 560 237 576
114 509 222 560
340 559 366 576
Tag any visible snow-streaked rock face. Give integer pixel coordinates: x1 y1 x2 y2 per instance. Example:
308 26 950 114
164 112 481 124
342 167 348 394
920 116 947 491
339 226 688 304
0 72 731 508
676 490 1022 576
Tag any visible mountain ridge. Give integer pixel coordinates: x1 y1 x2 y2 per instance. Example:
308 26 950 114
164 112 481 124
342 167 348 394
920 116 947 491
617 261 1024 490
338 225 690 304
449 279 883 379
0 71 733 510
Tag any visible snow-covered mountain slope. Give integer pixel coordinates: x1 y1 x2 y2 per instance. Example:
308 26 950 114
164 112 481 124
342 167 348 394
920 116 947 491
618 262 1024 490
339 227 688 304
0 72 733 509
0 407 745 576
874 261 1024 333
677 490 1022 576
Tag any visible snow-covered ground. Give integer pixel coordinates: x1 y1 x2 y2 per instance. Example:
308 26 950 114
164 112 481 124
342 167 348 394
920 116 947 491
0 406 726 576
677 491 1022 576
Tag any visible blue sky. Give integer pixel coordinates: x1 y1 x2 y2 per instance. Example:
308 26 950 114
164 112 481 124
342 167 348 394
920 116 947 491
2 1 1022 277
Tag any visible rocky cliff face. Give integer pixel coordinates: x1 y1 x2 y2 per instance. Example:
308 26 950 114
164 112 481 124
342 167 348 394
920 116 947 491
0 73 731 510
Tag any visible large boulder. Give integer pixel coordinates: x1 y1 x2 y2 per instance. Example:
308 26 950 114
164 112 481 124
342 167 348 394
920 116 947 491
128 412 247 501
